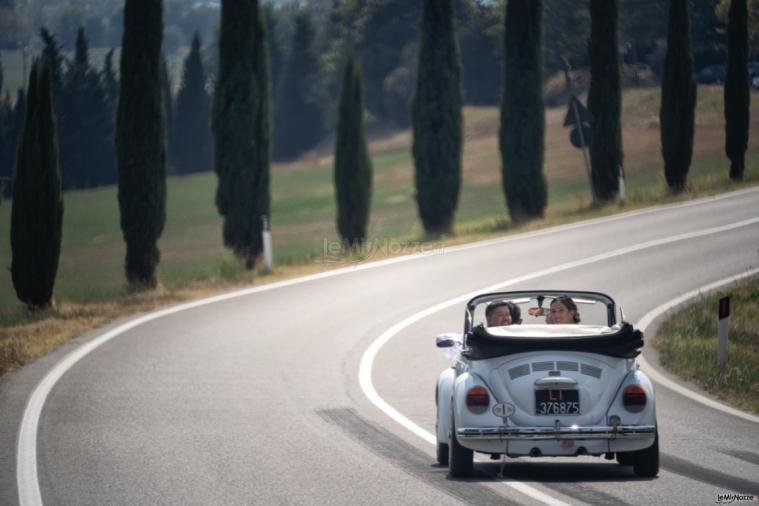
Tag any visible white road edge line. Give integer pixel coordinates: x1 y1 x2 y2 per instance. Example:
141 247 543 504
358 216 759 506
15 188 758 506
636 269 759 424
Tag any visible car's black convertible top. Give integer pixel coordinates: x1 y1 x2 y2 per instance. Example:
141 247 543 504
463 322 644 360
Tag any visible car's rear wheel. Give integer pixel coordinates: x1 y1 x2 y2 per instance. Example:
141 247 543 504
632 432 659 477
435 384 449 465
448 417 473 478
437 442 449 465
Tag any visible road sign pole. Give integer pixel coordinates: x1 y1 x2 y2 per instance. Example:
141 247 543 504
717 296 730 372
572 100 594 196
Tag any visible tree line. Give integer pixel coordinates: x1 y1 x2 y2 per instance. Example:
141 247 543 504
2 0 746 172
0 25 214 197
6 0 752 311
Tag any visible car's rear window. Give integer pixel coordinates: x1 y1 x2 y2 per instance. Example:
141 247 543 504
474 295 610 329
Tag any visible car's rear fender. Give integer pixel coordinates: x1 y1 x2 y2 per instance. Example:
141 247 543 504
605 368 657 428
436 367 455 444
452 371 505 439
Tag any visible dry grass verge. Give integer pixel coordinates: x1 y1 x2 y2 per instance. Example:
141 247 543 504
653 276 759 414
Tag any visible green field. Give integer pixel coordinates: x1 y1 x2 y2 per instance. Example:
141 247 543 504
0 85 757 326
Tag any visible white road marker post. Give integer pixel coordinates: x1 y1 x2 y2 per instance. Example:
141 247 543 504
618 165 626 206
717 296 730 372
262 215 273 273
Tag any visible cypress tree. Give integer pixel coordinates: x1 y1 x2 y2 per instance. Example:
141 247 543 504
0 88 12 192
103 49 119 105
587 0 622 202
412 0 463 236
11 58 64 310
3 88 26 200
334 54 372 247
162 57 174 172
499 0 546 222
273 9 323 160
115 0 166 288
63 27 115 188
213 0 271 269
252 0 271 239
59 28 88 189
174 33 212 174
660 0 696 193
13 87 25 144
39 28 66 134
724 0 749 181
0 94 10 202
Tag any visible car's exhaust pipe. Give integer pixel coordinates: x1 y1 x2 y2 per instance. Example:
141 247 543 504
529 448 542 457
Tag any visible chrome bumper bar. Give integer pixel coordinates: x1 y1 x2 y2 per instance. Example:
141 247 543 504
456 424 656 441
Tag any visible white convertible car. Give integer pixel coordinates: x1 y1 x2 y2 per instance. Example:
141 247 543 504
435 291 658 478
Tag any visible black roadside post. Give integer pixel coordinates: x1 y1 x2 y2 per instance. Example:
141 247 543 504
717 296 730 372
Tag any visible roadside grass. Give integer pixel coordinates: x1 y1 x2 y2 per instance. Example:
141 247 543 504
0 85 758 379
653 277 759 414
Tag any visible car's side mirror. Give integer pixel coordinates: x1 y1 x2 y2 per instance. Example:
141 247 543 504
436 333 461 348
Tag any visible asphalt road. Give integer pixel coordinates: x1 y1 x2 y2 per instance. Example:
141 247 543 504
1 187 758 506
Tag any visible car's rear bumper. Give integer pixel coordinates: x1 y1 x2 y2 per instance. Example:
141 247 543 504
456 424 656 441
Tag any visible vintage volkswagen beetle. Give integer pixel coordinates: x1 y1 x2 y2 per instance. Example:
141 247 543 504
435 291 658 478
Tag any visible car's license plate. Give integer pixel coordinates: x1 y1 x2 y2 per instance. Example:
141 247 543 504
535 389 580 415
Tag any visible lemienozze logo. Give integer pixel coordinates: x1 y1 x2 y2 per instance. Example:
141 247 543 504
715 493 758 504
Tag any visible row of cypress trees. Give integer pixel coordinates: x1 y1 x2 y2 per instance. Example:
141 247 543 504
10 0 213 305
658 0 750 191
174 34 212 174
8 0 753 308
219 0 754 250
39 28 117 191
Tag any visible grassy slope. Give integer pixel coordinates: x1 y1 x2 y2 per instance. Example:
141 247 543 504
0 86 757 328
653 277 759 414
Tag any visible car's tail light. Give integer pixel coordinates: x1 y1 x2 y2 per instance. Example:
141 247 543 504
623 385 646 412
466 385 490 412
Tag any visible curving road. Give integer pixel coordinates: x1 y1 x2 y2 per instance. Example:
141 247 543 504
1 187 758 506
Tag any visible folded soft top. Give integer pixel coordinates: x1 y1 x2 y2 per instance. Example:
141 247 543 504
463 322 644 360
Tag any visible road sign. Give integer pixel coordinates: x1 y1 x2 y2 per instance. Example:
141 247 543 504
563 96 593 193
570 125 593 148
563 96 594 127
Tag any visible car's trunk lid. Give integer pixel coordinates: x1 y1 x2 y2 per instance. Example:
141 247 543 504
476 351 631 427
